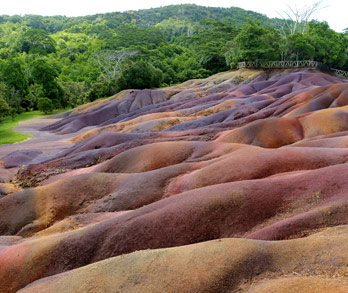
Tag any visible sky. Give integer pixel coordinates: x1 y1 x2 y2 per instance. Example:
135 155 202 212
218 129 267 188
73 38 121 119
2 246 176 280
0 0 347 32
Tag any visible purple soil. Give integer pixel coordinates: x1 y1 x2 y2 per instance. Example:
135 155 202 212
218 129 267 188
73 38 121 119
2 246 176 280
1 69 348 292
0 150 42 168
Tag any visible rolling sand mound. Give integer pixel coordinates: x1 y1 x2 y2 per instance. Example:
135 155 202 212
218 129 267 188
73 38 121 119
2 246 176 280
17 226 348 293
1 68 348 292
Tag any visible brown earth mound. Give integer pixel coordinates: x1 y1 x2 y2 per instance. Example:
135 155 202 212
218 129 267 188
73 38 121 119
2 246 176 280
17 226 348 293
1 68 348 292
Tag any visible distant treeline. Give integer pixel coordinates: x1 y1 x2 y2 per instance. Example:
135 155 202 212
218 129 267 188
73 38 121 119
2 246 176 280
0 4 347 118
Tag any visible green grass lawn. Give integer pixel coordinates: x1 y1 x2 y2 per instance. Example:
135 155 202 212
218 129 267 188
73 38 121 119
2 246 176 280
0 109 69 145
0 111 41 145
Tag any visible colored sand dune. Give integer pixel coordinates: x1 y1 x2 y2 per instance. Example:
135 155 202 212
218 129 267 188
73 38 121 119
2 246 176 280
1 68 348 292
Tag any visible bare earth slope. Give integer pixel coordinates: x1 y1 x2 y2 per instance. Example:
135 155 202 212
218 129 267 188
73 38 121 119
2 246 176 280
1 68 348 292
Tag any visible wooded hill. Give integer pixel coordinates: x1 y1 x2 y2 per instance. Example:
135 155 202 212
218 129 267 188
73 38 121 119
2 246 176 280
0 4 347 116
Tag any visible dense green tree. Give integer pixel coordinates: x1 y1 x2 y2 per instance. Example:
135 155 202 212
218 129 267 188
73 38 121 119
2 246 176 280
30 58 64 107
118 61 163 90
197 41 229 72
94 50 138 83
305 21 346 68
88 81 112 101
19 28 56 55
0 56 28 97
25 15 46 30
25 84 44 110
61 82 90 107
286 33 315 61
228 18 281 66
0 82 22 111
156 18 198 40
8 15 22 24
37 97 54 114
0 98 10 122
342 29 348 71
103 25 166 50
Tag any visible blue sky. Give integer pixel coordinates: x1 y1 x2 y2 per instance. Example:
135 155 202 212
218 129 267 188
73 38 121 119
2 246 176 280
1 0 347 32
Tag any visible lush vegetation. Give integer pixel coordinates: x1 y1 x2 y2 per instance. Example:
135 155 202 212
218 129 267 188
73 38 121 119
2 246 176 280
0 4 347 118
0 111 40 144
227 17 348 69
0 108 70 144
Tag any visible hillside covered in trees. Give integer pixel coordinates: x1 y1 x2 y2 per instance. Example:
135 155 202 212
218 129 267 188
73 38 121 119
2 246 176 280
0 4 347 117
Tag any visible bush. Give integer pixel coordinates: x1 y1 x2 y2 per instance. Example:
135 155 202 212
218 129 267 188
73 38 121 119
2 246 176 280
10 108 17 121
37 97 54 114
61 82 90 107
0 98 10 123
87 81 114 102
117 61 163 90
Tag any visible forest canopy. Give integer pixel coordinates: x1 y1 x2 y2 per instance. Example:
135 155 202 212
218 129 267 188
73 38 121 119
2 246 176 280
0 4 347 116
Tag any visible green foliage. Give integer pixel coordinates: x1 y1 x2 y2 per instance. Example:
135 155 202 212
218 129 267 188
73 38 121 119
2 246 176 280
30 58 64 107
0 81 22 111
118 61 163 90
229 18 281 64
25 83 44 110
283 33 315 61
0 98 10 122
197 41 229 72
0 111 42 144
305 21 346 68
37 97 54 114
61 82 90 107
225 16 348 69
0 57 28 96
156 18 198 40
19 28 56 54
88 81 112 101
10 107 17 121
342 30 348 71
0 4 346 112
104 25 166 50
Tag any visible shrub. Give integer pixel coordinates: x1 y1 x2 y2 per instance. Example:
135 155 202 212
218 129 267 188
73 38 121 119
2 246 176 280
117 61 163 90
0 98 10 123
37 97 54 114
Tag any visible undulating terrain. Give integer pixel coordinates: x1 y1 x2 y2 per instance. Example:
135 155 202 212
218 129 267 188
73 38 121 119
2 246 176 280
1 68 348 292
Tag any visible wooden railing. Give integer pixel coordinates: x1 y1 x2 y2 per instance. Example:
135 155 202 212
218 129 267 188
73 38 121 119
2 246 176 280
330 68 348 77
237 60 348 77
238 60 323 69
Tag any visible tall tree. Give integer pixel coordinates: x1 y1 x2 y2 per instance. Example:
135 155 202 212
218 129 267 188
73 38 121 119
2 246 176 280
276 1 324 60
277 1 323 36
94 50 138 84
117 61 163 90
305 21 346 68
0 56 28 97
227 18 281 66
286 32 315 61
19 28 56 55
30 58 64 107
0 98 10 123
